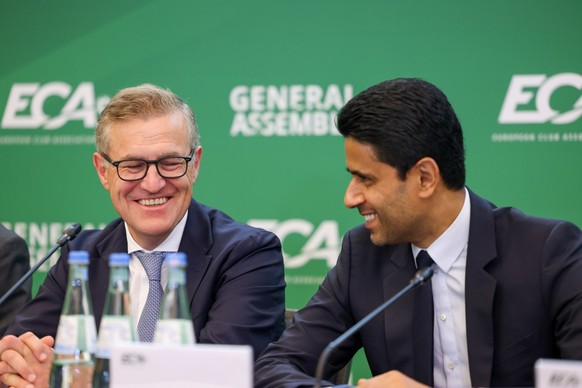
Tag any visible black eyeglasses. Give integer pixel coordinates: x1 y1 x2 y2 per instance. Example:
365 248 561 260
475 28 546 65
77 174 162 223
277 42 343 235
101 150 194 182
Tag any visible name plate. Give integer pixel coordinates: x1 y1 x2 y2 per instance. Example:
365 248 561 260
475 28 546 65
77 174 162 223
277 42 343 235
536 358 582 387
110 342 253 388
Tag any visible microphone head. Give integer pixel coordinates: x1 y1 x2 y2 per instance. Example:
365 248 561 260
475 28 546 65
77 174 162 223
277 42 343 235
412 265 434 285
56 223 82 245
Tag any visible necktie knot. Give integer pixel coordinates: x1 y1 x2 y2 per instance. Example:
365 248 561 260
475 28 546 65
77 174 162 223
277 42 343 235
416 250 434 269
135 251 166 281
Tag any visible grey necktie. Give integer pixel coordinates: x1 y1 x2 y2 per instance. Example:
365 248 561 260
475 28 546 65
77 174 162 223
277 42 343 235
135 250 166 342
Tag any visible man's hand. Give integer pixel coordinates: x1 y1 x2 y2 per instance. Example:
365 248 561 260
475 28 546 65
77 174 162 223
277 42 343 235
0 332 54 388
357 370 429 388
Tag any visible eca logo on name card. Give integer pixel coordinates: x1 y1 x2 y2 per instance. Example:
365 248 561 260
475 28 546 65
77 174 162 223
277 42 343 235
499 73 582 125
1 82 110 130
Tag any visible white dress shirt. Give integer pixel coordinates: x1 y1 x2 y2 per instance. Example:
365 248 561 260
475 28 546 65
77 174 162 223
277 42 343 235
412 188 471 388
124 211 188 331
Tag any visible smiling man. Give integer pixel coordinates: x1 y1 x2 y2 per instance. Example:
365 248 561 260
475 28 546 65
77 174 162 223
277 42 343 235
0 84 285 388
254 78 582 388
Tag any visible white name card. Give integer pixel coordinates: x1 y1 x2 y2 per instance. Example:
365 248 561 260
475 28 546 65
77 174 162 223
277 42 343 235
536 358 582 388
110 342 253 388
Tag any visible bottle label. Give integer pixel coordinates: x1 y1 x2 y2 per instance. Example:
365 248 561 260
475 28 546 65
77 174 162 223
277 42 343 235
54 315 97 355
153 319 195 345
95 316 134 358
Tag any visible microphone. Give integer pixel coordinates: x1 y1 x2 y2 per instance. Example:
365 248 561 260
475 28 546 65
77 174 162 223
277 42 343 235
313 265 434 388
0 222 82 306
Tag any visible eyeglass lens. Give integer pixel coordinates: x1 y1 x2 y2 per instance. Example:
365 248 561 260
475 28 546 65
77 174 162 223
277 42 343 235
117 157 188 180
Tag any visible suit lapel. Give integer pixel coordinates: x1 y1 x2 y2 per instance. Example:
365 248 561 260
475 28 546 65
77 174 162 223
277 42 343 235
179 200 213 305
383 244 418 376
465 190 498 387
375 190 499 384
91 202 212 321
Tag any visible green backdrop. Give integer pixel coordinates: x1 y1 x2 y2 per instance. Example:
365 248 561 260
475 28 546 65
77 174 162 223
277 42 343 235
1 0 581 382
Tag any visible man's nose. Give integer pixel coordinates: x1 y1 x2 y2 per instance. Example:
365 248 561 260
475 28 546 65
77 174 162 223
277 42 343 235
344 180 364 209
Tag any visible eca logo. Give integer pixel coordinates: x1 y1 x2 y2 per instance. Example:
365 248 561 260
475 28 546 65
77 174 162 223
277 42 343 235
498 73 582 124
248 219 341 269
1 82 110 129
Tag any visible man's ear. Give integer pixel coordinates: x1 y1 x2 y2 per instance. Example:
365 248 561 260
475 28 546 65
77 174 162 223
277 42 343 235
93 152 110 190
414 157 439 199
190 146 203 181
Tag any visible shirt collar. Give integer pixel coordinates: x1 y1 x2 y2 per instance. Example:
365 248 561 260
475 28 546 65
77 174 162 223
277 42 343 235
125 211 188 254
412 187 471 272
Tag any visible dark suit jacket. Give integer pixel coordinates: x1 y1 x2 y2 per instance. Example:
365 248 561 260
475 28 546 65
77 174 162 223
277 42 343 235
7 199 286 360
0 225 32 336
254 190 582 387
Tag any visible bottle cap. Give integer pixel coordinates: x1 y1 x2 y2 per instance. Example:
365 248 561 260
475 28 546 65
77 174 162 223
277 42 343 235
68 250 90 264
165 252 187 267
109 252 130 266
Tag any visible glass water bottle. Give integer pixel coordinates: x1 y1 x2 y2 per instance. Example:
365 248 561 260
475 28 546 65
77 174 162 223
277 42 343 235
153 252 195 344
50 250 97 388
93 253 135 388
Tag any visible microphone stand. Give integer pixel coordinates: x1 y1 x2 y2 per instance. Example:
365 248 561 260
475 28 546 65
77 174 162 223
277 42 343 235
0 223 82 306
313 266 434 388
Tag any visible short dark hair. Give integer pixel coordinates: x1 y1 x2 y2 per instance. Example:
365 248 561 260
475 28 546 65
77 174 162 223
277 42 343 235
337 78 465 190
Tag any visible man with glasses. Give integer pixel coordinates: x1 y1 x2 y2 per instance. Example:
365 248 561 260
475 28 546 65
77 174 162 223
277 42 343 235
0 84 286 387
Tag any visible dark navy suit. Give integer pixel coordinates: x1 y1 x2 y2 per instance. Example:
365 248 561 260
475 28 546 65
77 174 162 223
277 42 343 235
7 199 286 360
0 225 31 336
255 190 582 387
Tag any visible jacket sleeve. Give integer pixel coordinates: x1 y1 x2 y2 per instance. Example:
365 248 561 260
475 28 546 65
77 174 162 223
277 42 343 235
254 230 360 388
4 244 71 337
543 221 582 357
0 231 32 336
196 229 286 360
